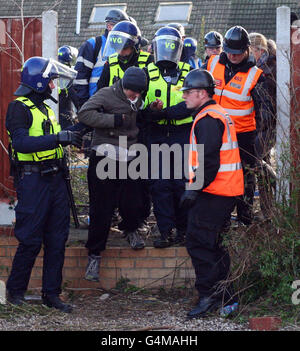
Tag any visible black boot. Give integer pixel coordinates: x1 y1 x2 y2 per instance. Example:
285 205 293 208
42 294 72 313
187 296 222 319
7 292 26 306
173 229 185 246
153 229 174 248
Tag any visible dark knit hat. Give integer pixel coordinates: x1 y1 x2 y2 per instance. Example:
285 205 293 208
122 66 148 93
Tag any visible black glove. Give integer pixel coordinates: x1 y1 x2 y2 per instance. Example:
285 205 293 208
179 190 198 209
142 108 168 123
57 130 82 148
114 114 131 129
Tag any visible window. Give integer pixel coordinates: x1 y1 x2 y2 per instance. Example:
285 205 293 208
89 3 127 26
155 2 192 23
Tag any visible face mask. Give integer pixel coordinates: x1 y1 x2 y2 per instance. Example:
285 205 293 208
128 96 139 111
128 96 139 104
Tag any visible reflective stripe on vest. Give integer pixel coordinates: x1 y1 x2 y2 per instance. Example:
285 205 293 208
144 61 193 126
89 35 107 97
108 51 151 86
12 97 64 162
207 55 263 133
189 105 244 197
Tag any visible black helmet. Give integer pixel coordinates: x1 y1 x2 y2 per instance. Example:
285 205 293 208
153 26 183 65
181 69 215 92
122 66 147 93
167 23 185 38
223 26 250 54
104 8 129 24
204 31 223 48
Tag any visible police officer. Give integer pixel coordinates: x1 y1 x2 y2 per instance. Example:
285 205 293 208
6 56 82 312
183 37 202 69
166 23 189 64
203 26 271 225
203 31 223 63
73 8 129 158
179 69 244 318
58 45 79 130
142 26 193 248
97 20 153 89
73 8 129 107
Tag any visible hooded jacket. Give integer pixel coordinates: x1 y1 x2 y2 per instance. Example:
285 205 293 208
77 79 141 147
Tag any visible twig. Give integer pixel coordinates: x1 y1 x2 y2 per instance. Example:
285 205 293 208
131 325 174 331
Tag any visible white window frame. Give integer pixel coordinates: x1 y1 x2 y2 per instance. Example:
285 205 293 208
155 2 193 24
88 3 127 26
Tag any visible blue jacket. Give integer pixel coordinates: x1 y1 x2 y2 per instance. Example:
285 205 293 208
73 32 108 107
188 56 202 69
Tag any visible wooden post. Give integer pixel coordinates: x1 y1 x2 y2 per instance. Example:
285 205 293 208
291 24 300 228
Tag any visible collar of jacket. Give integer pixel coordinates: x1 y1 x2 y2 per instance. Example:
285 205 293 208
219 51 256 73
260 55 276 76
192 99 217 118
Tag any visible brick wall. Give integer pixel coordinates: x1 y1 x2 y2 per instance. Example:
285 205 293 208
0 230 195 293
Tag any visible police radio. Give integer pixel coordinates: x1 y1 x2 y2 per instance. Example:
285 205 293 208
42 119 53 135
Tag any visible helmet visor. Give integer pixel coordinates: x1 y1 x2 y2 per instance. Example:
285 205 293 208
153 35 183 65
103 30 138 60
43 59 77 89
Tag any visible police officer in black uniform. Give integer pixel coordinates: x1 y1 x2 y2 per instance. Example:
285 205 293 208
141 26 193 248
6 56 82 312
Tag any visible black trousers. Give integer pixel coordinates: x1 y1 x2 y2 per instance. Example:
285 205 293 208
7 170 69 296
85 152 144 255
186 192 236 303
236 131 257 223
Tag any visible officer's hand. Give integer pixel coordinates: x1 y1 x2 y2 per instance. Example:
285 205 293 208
57 130 83 148
150 99 163 111
179 190 198 209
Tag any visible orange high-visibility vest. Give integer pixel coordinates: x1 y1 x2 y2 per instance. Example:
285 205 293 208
189 104 244 197
207 55 263 134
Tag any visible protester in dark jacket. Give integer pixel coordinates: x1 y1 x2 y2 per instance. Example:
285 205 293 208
78 67 148 282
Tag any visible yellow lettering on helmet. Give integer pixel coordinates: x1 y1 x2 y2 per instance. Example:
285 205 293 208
110 37 123 44
165 42 175 49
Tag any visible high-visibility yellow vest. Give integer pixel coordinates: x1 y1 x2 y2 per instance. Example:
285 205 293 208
144 62 193 125
10 96 64 162
108 51 151 86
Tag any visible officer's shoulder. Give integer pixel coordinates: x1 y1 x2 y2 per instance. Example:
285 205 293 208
7 99 30 113
196 113 224 131
6 99 33 130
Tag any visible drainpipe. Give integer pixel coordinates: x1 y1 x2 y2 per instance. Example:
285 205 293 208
76 0 82 35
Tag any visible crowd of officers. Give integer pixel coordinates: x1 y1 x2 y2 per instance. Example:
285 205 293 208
5 8 277 317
